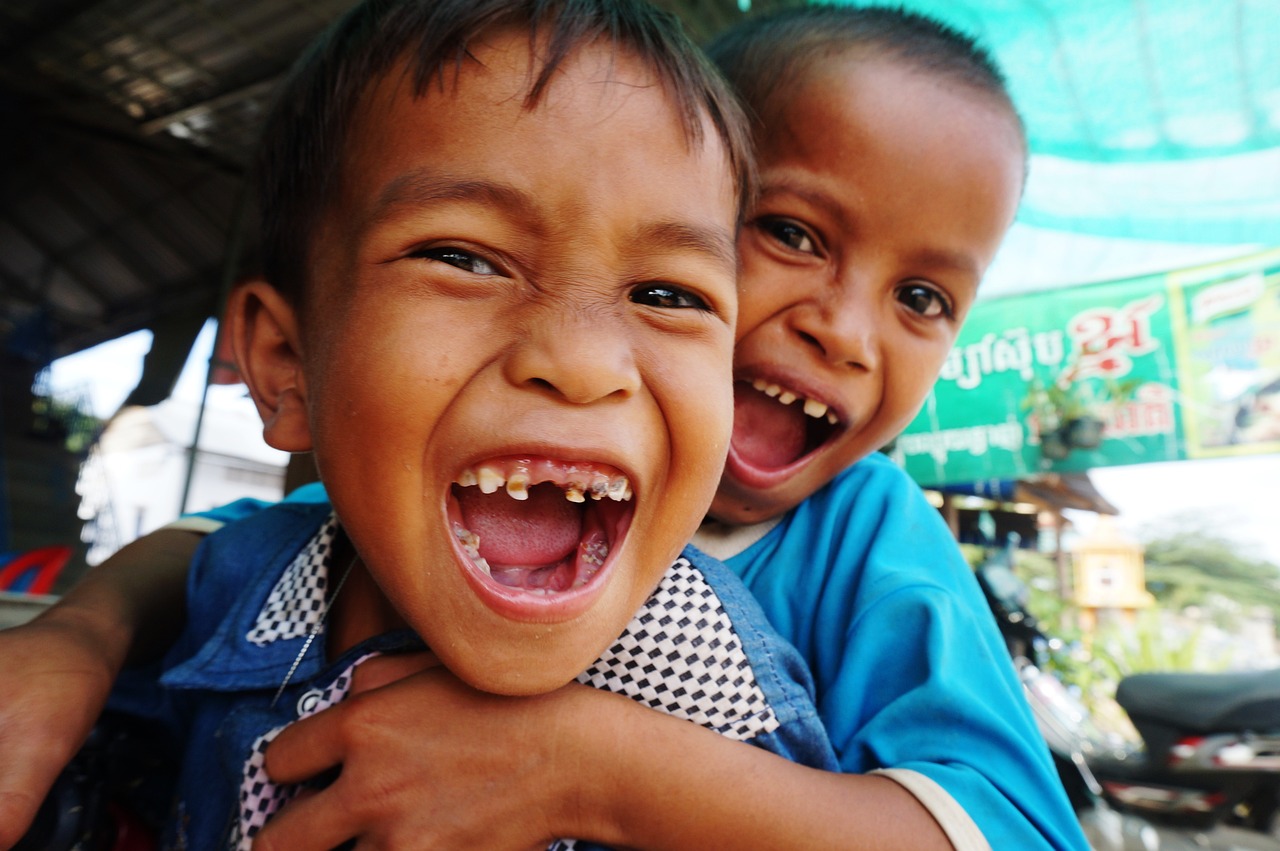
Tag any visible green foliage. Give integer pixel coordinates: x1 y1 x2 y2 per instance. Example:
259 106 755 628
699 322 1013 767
1141 518 1280 628
963 541 1240 718
1021 363 1142 436
30 393 103 454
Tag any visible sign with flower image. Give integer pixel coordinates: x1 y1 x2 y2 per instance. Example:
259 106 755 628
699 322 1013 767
892 248 1280 487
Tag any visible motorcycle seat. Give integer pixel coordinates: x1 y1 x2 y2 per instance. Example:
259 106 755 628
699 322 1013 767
1117 668 1280 732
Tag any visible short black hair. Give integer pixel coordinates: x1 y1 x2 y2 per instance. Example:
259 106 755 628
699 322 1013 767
707 4 1025 149
257 0 754 304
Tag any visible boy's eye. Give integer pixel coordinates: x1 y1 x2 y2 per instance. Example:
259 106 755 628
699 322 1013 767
630 283 711 311
759 217 817 254
896 282 954 319
415 247 500 276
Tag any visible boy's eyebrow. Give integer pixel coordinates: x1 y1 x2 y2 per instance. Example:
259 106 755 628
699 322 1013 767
633 221 738 273
369 170 736 271
369 171 542 228
764 181 982 278
911 247 984 280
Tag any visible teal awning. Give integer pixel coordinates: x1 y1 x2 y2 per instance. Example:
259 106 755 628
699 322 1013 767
832 0 1280 249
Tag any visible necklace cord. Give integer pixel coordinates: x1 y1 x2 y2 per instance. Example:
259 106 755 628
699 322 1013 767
270 553 358 710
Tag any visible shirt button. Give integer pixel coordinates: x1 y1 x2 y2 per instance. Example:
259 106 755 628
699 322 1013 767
297 689 324 716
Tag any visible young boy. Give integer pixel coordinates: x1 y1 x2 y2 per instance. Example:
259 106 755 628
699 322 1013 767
0 5 1089 850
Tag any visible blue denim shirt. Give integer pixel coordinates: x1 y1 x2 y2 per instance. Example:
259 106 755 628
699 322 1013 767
110 501 836 851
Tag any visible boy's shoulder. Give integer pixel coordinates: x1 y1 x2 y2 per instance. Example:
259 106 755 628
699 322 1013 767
165 501 337 689
803 451 930 521
765 453 967 597
194 500 332 592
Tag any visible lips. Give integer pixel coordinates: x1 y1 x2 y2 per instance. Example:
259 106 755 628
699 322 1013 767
447 455 634 619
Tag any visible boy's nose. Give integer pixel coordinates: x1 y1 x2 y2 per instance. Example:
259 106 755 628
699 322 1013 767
787 299 879 372
504 310 642 404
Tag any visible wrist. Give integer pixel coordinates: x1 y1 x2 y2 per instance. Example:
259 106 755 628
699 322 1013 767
547 686 666 847
34 595 134 681
540 685 639 845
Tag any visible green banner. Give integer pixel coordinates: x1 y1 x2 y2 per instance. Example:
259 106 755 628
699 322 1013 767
892 248 1280 487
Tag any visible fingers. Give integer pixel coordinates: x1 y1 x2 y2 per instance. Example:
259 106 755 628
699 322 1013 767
251 787 351 851
350 651 440 695
264 706 347 786
0 785 47 850
267 652 440 784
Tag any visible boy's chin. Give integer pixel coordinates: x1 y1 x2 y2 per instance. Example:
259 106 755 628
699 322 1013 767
430 545 655 696
707 482 796 526
712 446 820 524
445 648 592 696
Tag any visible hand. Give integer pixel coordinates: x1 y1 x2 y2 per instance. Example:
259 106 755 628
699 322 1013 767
254 655 609 851
0 616 119 849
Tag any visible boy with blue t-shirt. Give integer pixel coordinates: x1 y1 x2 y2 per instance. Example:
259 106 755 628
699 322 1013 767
0 4 1089 850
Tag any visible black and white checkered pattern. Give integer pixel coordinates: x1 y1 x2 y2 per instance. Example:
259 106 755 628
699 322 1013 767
246 514 339 646
577 556 779 742
230 654 374 851
234 521 778 851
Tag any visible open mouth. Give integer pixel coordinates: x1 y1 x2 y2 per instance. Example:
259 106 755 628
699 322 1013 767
730 379 842 472
448 456 634 598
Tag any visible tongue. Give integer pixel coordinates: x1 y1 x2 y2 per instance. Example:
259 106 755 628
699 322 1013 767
732 384 807 469
455 484 582 566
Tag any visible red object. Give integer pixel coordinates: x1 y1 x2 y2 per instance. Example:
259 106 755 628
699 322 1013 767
0 545 72 594
108 803 157 851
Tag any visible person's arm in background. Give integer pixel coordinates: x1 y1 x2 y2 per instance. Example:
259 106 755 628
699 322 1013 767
0 527 201 848
0 486 306 849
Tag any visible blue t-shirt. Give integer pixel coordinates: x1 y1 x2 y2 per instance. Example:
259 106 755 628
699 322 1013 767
706 453 1087 850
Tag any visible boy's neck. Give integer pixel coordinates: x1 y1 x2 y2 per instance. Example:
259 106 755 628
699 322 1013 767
326 539 407 659
692 515 781 562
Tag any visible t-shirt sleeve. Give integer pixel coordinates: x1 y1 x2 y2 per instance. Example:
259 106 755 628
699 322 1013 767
161 483 330 534
830 579 1083 848
874 768 990 851
778 459 1089 850
163 497 278 534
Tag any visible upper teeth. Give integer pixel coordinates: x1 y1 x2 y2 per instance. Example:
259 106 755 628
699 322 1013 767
456 465 632 504
752 379 839 425
506 473 530 500
478 466 503 494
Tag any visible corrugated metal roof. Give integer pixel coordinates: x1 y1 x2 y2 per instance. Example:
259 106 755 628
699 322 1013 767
1 0 797 362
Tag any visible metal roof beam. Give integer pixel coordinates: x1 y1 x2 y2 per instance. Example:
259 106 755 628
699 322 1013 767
0 212 114 310
139 75 280 137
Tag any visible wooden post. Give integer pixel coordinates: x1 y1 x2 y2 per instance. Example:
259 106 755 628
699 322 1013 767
1054 511 1072 601
942 493 960 539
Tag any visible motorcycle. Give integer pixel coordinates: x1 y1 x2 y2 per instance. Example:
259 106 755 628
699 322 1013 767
976 537 1280 849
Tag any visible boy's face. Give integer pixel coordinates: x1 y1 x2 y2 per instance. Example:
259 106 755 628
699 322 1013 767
711 55 1024 523
284 33 738 693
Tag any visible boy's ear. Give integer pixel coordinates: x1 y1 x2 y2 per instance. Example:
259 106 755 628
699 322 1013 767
226 279 313 453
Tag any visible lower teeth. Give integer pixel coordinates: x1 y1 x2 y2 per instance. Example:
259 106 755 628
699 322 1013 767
451 522 611 593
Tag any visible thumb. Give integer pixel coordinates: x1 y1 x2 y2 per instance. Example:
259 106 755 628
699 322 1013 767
350 651 441 695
